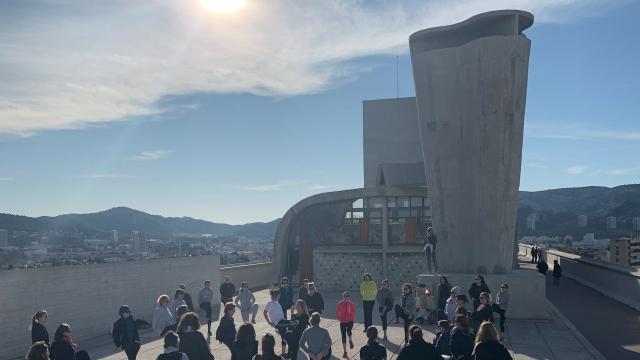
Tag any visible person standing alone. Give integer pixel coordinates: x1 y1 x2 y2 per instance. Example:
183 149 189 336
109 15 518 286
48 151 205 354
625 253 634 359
198 280 214 337
424 227 438 272
360 273 377 333
552 260 562 286
112 305 141 360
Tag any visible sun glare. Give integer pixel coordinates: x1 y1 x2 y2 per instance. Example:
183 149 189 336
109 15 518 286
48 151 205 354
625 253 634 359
200 0 247 14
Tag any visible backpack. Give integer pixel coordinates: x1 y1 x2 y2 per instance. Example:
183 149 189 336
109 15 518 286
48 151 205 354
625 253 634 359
157 351 184 360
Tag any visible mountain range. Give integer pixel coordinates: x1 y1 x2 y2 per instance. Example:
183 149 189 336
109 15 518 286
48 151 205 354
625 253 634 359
1 183 639 241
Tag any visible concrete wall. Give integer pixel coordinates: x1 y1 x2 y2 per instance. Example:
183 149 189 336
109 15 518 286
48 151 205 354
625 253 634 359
220 262 273 290
363 97 425 188
409 11 533 274
1 255 220 359
519 244 640 311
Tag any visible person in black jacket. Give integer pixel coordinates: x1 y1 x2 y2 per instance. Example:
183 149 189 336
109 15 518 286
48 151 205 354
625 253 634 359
156 331 189 360
469 275 491 310
433 320 452 356
232 323 258 360
216 303 237 353
471 293 494 334
298 279 309 303
220 276 236 305
31 310 50 345
50 323 77 360
178 284 194 311
537 257 549 275
178 312 214 360
552 260 562 285
450 314 474 360
472 322 513 360
112 305 141 360
286 299 310 359
396 326 443 360
359 326 387 360
437 276 452 318
306 282 325 315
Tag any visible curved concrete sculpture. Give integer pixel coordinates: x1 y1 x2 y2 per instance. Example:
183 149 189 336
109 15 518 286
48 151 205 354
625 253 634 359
409 10 534 273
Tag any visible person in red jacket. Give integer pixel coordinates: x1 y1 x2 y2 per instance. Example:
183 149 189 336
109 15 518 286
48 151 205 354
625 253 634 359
336 291 356 359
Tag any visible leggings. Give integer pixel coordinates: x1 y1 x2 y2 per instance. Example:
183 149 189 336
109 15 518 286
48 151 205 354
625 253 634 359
123 342 140 360
379 306 391 330
363 300 375 330
492 304 506 332
394 304 413 343
340 321 354 343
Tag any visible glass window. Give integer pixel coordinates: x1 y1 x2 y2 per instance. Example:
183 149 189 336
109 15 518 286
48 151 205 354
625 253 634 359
369 210 382 219
387 197 396 208
352 198 364 209
398 197 410 207
411 197 423 207
352 211 364 219
345 212 352 219
368 197 385 209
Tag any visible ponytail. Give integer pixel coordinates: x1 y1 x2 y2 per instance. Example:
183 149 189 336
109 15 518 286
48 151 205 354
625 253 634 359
31 310 47 330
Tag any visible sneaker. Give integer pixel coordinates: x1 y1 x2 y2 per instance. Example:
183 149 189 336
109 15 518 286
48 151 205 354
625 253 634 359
349 339 354 349
251 318 256 324
342 351 348 359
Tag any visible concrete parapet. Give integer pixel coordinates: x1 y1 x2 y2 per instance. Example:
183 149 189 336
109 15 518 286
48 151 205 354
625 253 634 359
220 261 273 290
417 271 546 319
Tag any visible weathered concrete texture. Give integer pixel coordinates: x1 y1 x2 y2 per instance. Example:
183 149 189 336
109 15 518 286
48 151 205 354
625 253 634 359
2 255 220 360
417 270 546 319
410 10 534 273
363 97 425 188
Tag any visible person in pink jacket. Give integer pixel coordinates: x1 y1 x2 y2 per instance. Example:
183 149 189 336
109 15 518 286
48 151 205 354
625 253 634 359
336 291 356 359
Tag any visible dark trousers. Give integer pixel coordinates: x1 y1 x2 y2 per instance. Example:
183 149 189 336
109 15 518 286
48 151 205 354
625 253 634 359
492 304 506 333
394 304 412 343
379 306 391 331
363 300 375 330
340 321 354 343
274 319 290 346
425 246 438 272
200 302 212 332
123 342 141 360
280 303 289 320
553 276 560 285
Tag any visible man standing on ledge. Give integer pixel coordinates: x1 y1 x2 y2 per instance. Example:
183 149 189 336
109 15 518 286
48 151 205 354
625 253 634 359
424 227 438 272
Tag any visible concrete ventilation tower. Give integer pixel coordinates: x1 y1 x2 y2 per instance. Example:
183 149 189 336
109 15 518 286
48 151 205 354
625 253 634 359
410 10 534 273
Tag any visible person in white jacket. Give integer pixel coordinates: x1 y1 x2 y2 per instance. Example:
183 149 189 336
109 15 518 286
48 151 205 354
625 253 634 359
153 294 174 337
445 286 461 322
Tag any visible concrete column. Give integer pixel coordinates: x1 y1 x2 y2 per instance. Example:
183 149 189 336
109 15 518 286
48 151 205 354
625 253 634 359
409 10 534 274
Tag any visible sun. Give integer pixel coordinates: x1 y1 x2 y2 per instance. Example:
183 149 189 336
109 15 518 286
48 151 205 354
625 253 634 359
200 0 247 14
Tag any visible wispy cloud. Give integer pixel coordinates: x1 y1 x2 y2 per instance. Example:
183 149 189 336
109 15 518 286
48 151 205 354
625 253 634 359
525 163 547 169
0 177 15 181
132 150 173 161
234 180 307 192
0 0 628 134
565 165 587 175
83 174 137 179
605 167 640 176
306 184 356 191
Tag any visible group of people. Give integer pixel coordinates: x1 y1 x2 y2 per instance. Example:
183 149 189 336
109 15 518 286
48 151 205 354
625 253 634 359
530 245 563 285
25 272 518 360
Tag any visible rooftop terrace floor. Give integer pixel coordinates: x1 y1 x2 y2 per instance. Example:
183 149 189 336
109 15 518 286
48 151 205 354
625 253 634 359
82 276 604 360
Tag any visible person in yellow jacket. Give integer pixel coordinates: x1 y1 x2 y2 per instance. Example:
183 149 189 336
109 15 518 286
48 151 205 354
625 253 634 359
360 273 378 332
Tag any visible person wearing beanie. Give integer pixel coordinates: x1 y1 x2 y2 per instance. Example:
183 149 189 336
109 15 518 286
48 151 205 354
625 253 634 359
433 320 452 356
112 305 141 360
156 331 189 360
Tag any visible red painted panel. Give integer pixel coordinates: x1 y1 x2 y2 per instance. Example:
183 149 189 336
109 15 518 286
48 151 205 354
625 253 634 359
298 222 314 280
406 217 417 245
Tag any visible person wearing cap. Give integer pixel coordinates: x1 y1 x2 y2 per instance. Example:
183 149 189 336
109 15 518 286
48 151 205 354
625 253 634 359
235 281 259 324
445 286 461 322
197 280 214 337
179 284 194 312
154 294 174 337
492 284 509 341
433 319 452 356
112 305 141 360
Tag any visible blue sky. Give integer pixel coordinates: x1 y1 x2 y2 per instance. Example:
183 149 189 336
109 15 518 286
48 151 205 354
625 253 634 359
1 0 639 224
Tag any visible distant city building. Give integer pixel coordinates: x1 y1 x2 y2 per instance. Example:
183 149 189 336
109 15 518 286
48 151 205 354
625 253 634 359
112 229 119 244
606 216 617 230
131 231 141 255
577 215 588 228
609 238 631 266
0 229 8 247
633 217 640 231
526 213 537 231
